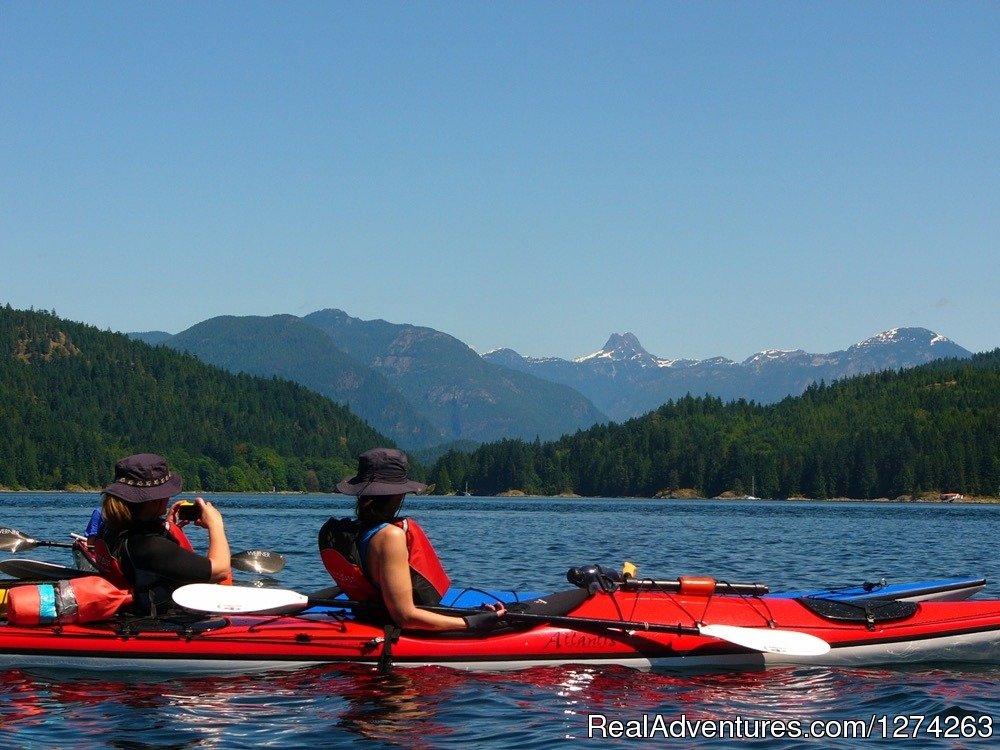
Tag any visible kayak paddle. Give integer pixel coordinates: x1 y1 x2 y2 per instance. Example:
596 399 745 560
0 528 74 551
0 553 283 580
171 583 831 656
0 527 285 576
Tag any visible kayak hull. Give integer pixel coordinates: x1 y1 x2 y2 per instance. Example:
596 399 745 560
2 588 999 675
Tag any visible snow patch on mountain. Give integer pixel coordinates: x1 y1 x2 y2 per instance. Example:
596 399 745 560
742 349 807 367
655 357 699 368
850 327 953 351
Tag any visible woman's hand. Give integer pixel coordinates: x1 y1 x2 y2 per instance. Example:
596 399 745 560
193 498 225 531
167 499 189 526
462 602 506 631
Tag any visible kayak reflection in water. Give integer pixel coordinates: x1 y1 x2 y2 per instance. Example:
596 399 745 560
319 448 504 632
336 668 451 748
95 453 232 615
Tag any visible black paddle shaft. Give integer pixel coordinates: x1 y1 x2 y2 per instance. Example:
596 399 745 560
501 609 705 636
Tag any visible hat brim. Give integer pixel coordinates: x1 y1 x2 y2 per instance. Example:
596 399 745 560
336 476 427 496
102 472 183 504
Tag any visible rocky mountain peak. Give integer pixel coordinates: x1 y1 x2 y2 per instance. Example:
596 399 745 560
850 327 952 351
575 332 658 366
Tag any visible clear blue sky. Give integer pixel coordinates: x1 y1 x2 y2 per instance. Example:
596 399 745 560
3 3 997 361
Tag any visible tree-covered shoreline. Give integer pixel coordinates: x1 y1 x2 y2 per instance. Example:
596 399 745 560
429 351 1000 501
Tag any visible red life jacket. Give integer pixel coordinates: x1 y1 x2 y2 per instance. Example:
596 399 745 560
92 520 194 589
318 517 450 606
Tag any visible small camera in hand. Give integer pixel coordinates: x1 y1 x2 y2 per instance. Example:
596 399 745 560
177 502 201 521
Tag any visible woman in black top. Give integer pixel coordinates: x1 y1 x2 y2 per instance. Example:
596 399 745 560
98 453 231 613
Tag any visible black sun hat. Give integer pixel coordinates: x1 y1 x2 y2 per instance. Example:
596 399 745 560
101 453 183 504
336 448 427 496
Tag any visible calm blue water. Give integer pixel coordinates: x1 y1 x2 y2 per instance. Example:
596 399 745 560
1 493 997 749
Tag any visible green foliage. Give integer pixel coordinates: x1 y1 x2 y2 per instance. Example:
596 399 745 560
430 351 1000 499
0 305 396 491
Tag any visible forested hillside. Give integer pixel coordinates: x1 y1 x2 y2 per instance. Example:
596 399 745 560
429 351 1000 500
0 306 391 491
163 314 442 448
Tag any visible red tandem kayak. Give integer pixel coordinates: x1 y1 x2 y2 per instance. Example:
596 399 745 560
1 581 998 675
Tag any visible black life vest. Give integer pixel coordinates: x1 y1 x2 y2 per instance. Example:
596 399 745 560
97 521 197 614
318 517 451 606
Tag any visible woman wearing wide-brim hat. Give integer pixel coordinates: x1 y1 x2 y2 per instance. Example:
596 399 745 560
96 453 231 614
319 448 503 631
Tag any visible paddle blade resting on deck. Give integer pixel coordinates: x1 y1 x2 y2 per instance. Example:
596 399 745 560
699 624 831 656
174 583 309 615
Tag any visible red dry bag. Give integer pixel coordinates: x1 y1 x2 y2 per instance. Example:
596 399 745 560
7 576 133 625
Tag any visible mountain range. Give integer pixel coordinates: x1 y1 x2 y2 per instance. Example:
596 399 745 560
484 327 973 420
132 313 973 451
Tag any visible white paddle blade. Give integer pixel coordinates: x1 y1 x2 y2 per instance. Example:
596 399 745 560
172 583 309 615
700 624 831 656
